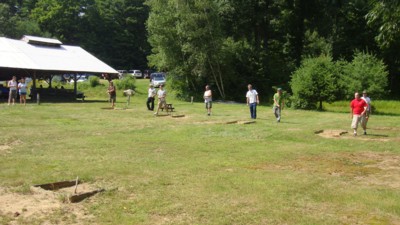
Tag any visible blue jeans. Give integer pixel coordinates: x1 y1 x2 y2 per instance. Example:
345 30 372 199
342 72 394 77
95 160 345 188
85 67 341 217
249 103 257 119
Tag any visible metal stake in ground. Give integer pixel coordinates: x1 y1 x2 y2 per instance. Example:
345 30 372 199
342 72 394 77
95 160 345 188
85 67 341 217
74 176 79 194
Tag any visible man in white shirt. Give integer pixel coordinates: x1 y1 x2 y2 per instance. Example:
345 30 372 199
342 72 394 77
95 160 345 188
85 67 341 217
8 76 17 105
361 90 372 135
204 85 212 116
154 85 167 115
246 84 259 119
147 84 156 111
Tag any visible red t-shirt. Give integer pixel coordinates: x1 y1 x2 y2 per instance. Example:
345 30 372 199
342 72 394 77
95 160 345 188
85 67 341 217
350 98 367 115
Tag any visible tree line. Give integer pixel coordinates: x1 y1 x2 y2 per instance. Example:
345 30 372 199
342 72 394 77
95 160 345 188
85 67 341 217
1 0 399 102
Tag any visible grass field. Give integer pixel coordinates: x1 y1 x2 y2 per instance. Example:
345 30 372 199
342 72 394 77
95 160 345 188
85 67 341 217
1 79 400 225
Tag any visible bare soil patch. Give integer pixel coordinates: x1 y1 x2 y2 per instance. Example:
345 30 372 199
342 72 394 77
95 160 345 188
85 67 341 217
315 129 391 142
0 182 100 224
0 140 23 155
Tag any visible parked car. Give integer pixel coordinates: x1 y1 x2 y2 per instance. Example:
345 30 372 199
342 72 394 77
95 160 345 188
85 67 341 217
0 83 9 98
149 72 166 81
117 70 127 79
127 70 142 79
150 75 166 87
143 69 154 79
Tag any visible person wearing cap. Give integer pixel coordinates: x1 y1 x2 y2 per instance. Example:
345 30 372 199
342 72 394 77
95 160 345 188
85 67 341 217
204 85 212 116
273 88 284 122
147 84 156 111
350 92 368 136
107 81 116 108
361 90 371 135
154 84 167 115
246 84 259 119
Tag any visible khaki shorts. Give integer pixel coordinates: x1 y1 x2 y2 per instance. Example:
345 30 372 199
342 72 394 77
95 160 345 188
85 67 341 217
351 115 366 129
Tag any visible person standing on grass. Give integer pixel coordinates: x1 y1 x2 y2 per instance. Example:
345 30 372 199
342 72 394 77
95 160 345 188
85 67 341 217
246 84 259 119
147 84 156 111
107 81 116 109
204 85 212 116
361 90 372 133
8 76 17 105
154 84 167 115
350 92 368 136
273 88 285 122
18 78 28 105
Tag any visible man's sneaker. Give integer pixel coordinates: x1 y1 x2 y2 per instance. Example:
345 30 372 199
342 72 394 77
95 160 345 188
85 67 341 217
353 133 357 136
363 131 367 135
207 113 210 116
154 112 158 115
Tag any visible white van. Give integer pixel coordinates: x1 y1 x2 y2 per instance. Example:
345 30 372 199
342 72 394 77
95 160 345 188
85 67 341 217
128 70 142 78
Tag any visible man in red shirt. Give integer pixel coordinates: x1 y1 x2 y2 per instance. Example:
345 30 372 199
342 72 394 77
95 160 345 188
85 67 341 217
350 92 368 136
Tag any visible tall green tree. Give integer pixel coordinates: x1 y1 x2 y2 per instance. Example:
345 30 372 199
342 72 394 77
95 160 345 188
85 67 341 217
366 0 400 95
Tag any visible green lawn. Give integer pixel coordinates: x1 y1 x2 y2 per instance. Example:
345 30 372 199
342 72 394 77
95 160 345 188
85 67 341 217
1 79 400 225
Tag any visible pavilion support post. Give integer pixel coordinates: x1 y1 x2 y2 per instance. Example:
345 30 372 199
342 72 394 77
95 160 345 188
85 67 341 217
74 74 77 98
31 71 37 101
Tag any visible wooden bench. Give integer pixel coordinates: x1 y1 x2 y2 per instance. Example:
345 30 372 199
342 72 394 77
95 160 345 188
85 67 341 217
76 92 86 101
161 103 174 113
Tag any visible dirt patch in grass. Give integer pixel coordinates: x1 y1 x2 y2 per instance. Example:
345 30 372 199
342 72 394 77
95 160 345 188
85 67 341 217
0 183 98 224
0 140 23 155
315 129 391 142
251 151 400 189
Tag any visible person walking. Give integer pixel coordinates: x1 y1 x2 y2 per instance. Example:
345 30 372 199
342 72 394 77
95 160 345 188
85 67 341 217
147 84 156 111
246 84 259 119
350 92 368 136
154 84 167 115
273 88 285 122
107 81 116 109
18 78 28 105
361 90 372 135
8 76 17 105
204 85 212 116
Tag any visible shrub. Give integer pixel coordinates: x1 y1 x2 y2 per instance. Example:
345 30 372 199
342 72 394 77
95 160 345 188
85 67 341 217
341 51 388 99
115 76 136 91
89 76 100 87
290 55 342 110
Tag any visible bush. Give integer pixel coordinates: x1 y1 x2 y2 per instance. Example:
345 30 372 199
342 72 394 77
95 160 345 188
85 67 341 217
341 51 388 99
115 76 136 91
89 76 100 87
290 55 342 110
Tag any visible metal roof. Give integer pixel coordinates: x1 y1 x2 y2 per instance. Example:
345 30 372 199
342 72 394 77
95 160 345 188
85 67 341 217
0 36 118 78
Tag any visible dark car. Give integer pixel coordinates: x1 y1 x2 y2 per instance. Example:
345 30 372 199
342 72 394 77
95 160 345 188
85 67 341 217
0 84 9 98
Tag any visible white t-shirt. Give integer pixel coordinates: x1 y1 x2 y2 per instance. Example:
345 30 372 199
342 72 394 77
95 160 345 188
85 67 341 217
18 82 27 93
8 80 17 91
204 90 212 103
157 89 166 99
362 96 371 112
246 89 258 104
148 87 156 98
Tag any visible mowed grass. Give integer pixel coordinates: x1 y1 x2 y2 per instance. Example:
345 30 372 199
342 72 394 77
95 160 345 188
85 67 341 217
1 79 400 225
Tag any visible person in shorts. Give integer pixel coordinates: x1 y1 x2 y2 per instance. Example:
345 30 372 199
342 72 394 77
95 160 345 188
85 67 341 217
18 77 28 105
8 76 17 105
361 90 371 134
204 85 212 116
350 92 368 136
107 81 116 108
154 84 167 115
